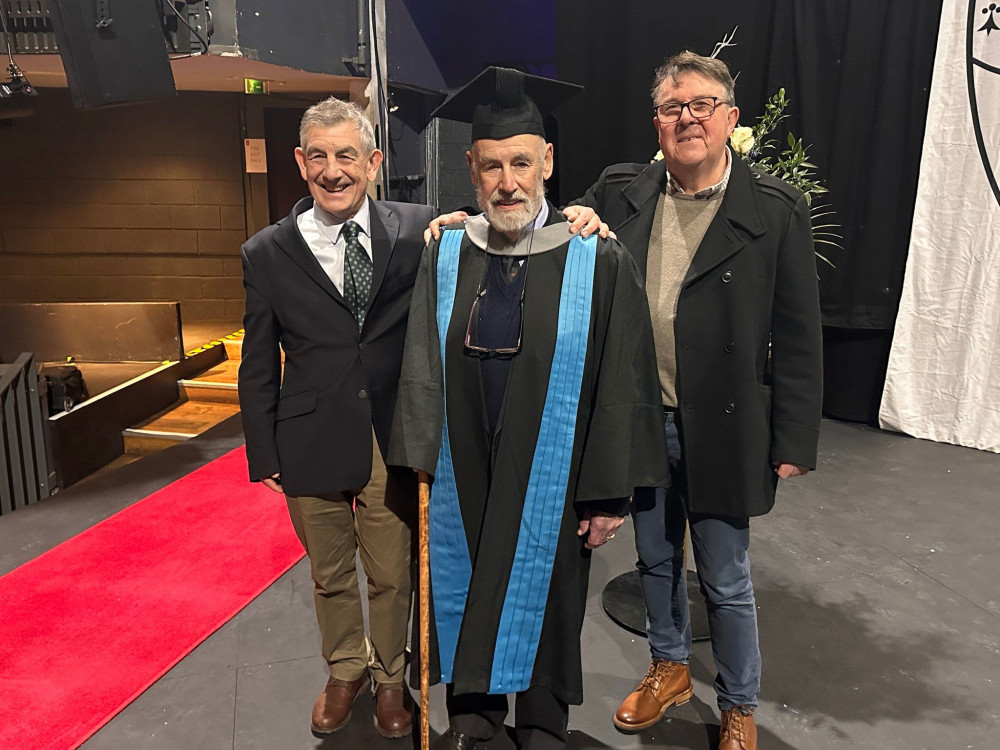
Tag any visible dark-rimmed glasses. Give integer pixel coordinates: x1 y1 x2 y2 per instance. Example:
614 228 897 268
464 255 530 358
653 96 728 124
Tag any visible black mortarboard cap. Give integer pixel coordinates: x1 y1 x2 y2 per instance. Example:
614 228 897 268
431 66 583 141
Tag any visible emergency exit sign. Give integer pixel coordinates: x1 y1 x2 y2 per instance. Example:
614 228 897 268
244 78 267 95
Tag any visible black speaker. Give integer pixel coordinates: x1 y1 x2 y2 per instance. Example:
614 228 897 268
49 0 176 108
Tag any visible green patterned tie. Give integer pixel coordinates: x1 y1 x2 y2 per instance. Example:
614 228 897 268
342 220 372 329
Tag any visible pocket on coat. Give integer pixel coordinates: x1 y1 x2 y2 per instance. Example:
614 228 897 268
275 390 316 421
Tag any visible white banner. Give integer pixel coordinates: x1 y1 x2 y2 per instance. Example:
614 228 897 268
880 0 1000 453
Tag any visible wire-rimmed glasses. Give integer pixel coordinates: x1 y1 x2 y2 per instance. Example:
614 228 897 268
463 256 529 358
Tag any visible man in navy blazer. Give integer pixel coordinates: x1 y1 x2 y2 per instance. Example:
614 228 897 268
238 97 434 740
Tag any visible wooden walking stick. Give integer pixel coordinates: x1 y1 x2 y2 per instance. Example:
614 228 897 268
417 470 431 750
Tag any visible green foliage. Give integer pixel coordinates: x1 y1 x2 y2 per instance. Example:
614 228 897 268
745 89 826 206
739 89 840 268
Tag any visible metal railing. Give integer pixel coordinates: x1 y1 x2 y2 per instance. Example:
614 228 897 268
0 352 54 514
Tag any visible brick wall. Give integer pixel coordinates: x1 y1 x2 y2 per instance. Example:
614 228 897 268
0 91 248 322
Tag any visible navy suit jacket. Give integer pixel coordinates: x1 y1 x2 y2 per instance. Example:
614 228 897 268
238 196 435 496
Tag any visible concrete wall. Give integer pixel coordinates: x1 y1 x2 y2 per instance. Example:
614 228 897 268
0 90 249 322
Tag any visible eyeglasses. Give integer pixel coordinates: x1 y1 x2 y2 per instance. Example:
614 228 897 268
653 96 728 124
464 255 530 358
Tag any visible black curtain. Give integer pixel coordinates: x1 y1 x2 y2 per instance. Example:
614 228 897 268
556 0 942 420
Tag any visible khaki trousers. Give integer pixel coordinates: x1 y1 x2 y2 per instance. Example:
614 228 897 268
285 432 414 684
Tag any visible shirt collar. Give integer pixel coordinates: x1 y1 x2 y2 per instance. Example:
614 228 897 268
532 200 550 228
664 148 731 200
313 198 372 241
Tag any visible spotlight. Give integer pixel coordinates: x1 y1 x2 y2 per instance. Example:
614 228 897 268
0 63 38 119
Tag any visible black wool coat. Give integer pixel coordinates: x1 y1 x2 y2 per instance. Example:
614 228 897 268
238 196 435 497
575 152 823 517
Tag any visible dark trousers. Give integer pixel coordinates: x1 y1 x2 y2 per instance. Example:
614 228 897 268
446 684 568 749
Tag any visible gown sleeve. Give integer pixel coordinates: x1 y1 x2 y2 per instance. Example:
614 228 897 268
573 238 670 504
386 241 446 476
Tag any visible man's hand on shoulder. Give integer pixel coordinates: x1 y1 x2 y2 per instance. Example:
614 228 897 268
424 211 470 243
562 205 614 240
773 461 810 479
261 473 283 493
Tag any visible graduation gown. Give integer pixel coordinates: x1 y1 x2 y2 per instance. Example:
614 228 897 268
388 204 668 705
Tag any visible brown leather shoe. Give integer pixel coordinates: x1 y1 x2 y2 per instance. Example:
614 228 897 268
310 674 369 734
613 659 693 732
373 681 414 739
719 707 757 750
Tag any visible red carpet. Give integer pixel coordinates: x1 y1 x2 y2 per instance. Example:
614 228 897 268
0 446 305 749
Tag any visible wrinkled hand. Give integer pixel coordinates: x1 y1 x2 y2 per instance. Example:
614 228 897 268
261 473 283 493
424 211 470 243
773 461 810 479
561 206 614 240
577 508 624 549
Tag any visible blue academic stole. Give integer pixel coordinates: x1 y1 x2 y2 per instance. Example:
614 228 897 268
430 229 597 692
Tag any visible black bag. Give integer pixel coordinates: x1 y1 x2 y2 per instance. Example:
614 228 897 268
41 365 89 414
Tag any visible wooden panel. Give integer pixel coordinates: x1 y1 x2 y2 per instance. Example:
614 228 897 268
0 302 183 363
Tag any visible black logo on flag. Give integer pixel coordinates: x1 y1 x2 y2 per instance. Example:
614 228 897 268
979 2 1000 33
969 1 1000 206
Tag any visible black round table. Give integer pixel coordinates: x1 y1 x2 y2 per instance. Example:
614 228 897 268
601 569 710 641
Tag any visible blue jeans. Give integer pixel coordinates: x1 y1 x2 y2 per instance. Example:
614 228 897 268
632 412 761 710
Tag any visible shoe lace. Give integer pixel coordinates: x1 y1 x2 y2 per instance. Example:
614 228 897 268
638 660 678 691
721 709 750 742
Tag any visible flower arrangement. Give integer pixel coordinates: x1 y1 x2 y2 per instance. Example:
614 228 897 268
730 88 839 267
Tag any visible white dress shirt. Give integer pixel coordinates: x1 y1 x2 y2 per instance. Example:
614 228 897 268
296 199 374 295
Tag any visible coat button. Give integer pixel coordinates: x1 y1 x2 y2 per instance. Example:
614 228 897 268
358 389 368 399
724 402 735 414
359 342 367 350
724 342 736 353
722 270 734 283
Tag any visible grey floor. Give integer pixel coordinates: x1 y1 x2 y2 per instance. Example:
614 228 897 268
3 418 999 749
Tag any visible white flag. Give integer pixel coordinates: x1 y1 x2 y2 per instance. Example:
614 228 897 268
880 0 1000 453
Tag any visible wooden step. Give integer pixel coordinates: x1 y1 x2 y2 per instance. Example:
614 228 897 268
179 358 241 403
136 399 241 433
188 358 240 384
223 333 243 361
223 334 285 363
179 379 239 404
124 400 241 455
122 428 196 456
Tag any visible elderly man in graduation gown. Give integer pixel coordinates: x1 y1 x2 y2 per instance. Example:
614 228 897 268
387 67 669 750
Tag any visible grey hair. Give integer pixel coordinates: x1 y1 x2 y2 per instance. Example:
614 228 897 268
299 97 376 155
650 51 736 105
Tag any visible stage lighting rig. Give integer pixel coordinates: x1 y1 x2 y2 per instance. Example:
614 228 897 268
1 8 38 120
1 63 37 99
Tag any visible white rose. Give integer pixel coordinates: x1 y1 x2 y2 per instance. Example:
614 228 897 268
730 127 755 155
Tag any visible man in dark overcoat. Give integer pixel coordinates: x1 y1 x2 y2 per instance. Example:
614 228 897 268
571 51 823 750
238 97 435 740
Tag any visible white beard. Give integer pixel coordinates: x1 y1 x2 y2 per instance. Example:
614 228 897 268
478 182 545 236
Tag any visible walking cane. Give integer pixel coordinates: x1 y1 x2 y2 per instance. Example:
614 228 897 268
417 470 431 750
